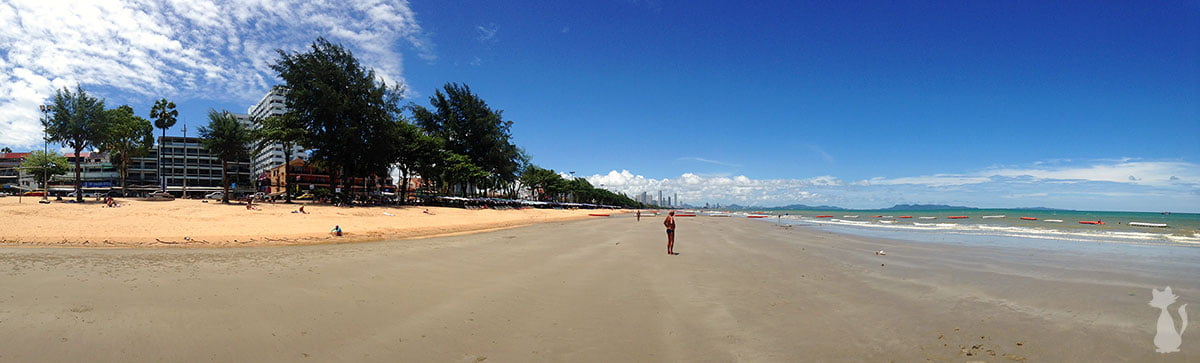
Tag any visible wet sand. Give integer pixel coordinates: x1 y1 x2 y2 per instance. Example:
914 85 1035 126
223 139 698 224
0 216 1195 361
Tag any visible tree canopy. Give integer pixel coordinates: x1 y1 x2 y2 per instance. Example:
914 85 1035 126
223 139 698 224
100 105 154 193
410 83 523 191
150 98 178 140
251 112 307 203
271 37 401 198
199 109 250 204
45 85 107 202
20 150 69 189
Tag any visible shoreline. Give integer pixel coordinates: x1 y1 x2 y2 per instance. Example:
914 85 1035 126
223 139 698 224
0 197 609 248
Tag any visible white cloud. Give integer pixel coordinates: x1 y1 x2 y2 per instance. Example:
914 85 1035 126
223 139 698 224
586 159 1200 211
0 0 432 147
860 161 1200 188
476 24 497 43
984 161 1199 187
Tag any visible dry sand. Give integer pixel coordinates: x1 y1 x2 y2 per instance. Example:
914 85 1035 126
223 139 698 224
0 215 1196 361
0 196 601 247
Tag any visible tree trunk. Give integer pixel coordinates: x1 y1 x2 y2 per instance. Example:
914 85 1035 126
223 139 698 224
399 167 410 205
119 153 130 196
221 160 229 204
159 129 166 192
73 146 83 203
283 144 293 204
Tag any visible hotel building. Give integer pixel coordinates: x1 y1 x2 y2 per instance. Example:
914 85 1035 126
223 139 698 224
248 86 306 177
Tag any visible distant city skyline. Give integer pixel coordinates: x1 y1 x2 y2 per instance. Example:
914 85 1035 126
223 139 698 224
1 1 1196 212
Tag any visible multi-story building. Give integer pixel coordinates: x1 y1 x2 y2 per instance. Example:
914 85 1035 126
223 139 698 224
45 152 119 195
150 135 253 198
0 152 30 193
248 86 306 177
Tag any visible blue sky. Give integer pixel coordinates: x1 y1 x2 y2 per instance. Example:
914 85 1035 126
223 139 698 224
1 1 1197 212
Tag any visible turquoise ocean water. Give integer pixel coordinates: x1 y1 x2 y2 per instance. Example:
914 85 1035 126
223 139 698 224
733 208 1200 247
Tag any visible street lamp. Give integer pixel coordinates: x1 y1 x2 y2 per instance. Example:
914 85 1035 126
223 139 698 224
38 104 50 201
182 123 187 198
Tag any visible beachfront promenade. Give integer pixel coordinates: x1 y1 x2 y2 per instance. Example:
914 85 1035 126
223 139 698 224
1 214 1194 361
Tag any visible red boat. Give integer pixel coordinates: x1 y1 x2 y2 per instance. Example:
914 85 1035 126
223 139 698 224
871 215 883 218
1020 217 1037 220
1078 220 1105 225
747 215 770 219
947 216 968 219
898 216 912 219
815 215 833 218
588 214 609 217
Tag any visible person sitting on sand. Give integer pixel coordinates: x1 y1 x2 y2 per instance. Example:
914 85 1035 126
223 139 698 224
292 205 307 214
330 225 343 236
423 209 434 215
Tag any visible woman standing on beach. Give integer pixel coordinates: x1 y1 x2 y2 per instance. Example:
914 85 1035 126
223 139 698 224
664 211 677 255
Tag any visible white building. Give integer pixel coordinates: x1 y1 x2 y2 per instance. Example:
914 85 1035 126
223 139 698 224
247 86 306 177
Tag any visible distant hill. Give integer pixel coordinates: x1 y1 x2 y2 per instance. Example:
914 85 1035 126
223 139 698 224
880 204 976 211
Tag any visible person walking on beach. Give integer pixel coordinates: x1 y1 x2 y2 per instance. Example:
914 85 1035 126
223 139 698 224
636 210 641 222
664 211 677 255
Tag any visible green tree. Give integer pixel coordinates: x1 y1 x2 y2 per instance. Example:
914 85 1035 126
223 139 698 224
251 112 307 203
20 150 69 190
410 83 522 196
519 165 566 201
441 153 488 197
391 121 444 203
149 99 178 143
271 37 403 201
199 110 250 204
1 147 11 153
100 105 154 194
149 99 178 191
45 85 107 202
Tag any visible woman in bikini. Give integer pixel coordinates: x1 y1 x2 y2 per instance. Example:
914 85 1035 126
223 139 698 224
663 211 677 255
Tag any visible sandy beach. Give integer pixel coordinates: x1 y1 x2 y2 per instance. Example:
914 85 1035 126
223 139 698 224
0 214 1195 361
0 197 601 247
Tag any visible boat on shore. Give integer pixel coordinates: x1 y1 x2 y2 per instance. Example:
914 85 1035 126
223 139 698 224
815 215 833 218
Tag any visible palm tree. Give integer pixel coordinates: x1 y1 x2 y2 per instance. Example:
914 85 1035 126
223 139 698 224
149 98 177 191
199 110 250 204
100 105 154 194
44 85 107 203
250 113 306 203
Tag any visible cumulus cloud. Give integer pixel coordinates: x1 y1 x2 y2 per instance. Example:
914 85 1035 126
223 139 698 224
587 159 1200 211
0 0 432 147
585 170 834 206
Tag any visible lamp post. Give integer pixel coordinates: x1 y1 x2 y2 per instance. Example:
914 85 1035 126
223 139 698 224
182 123 187 198
38 104 50 201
